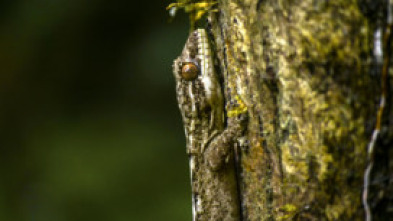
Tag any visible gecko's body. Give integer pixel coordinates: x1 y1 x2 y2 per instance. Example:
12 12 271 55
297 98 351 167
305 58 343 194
173 29 245 221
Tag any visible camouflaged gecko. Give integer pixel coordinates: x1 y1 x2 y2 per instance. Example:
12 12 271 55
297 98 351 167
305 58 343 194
173 29 247 221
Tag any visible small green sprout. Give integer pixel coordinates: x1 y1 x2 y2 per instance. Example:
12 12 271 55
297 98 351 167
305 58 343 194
166 0 217 30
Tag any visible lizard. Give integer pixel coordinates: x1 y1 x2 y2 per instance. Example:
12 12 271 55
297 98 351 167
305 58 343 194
172 28 247 221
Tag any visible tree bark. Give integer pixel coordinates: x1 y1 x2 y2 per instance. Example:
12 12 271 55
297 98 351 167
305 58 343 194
206 0 393 220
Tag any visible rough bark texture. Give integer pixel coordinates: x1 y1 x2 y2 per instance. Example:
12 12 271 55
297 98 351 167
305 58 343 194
206 0 393 220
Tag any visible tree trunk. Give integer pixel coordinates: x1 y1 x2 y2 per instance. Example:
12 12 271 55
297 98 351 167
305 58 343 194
204 0 393 220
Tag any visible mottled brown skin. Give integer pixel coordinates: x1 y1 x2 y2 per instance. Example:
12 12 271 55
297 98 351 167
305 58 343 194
173 29 243 221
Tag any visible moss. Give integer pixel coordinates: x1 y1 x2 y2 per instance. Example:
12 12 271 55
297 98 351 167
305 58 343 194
272 0 370 219
180 0 375 219
217 0 372 220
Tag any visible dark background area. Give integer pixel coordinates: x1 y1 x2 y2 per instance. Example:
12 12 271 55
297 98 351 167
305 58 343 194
0 0 192 220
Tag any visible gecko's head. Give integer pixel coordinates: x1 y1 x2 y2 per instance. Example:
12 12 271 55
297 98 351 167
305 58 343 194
172 29 224 135
173 30 201 82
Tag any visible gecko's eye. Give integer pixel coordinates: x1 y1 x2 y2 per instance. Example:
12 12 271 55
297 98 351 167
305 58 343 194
181 63 199 80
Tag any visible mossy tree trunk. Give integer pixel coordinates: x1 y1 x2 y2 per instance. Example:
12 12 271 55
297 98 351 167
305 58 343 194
207 0 393 220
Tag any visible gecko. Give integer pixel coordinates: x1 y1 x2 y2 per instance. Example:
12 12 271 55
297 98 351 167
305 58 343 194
172 28 247 221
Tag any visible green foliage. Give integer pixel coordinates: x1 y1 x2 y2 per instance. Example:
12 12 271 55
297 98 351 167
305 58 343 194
167 0 217 30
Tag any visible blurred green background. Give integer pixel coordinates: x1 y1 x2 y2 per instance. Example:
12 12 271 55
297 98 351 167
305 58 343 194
0 0 192 220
